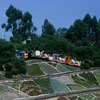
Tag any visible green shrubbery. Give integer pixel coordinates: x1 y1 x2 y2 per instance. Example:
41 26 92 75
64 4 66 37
80 63 90 69
4 58 26 78
0 63 3 71
93 60 100 67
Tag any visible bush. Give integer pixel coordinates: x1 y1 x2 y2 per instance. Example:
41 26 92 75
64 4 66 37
18 66 26 74
5 71 12 78
44 58 49 61
0 63 3 71
5 63 13 71
80 63 90 69
93 60 100 67
11 68 18 75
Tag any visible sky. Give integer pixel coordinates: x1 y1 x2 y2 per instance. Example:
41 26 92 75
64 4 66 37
0 0 100 37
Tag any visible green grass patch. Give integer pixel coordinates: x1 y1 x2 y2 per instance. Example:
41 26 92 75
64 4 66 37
67 84 86 90
27 64 45 76
34 78 54 92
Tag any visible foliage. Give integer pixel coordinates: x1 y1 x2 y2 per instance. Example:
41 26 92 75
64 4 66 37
5 63 13 71
0 63 4 71
0 39 15 64
42 19 55 36
1 5 36 42
80 63 90 69
5 71 12 78
93 60 100 67
11 68 18 75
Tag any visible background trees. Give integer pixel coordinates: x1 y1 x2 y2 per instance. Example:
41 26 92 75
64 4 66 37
41 19 55 36
1 5 100 66
1 5 36 42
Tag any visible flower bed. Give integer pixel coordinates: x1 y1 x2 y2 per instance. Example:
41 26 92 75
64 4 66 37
94 71 100 84
62 64 77 71
48 62 58 67
27 64 45 76
55 75 76 85
20 81 41 96
57 64 69 72
68 84 86 90
71 74 92 88
2 80 21 90
0 84 28 100
50 78 70 93
34 78 54 93
38 63 59 75
79 72 99 86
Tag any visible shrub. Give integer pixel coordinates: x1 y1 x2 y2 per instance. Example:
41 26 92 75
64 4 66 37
11 68 18 75
44 58 49 61
18 66 26 74
80 63 90 69
93 60 100 67
5 71 12 78
5 63 13 71
0 63 3 71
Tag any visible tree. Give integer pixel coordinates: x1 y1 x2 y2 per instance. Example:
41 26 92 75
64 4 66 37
42 19 55 36
0 39 15 64
21 11 34 40
1 5 22 35
1 5 37 42
54 27 67 37
73 19 88 39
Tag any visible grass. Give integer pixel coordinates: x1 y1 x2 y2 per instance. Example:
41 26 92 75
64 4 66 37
27 64 45 76
34 78 54 92
67 84 86 90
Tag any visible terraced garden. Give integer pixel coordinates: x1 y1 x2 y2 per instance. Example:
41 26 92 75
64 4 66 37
0 60 100 100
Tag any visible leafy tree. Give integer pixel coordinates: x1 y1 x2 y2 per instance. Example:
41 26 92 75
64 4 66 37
66 25 74 40
54 27 67 37
73 19 88 39
21 11 34 40
42 19 55 36
1 5 37 42
1 5 22 35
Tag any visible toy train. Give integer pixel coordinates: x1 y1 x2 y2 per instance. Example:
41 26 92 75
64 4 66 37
15 50 81 67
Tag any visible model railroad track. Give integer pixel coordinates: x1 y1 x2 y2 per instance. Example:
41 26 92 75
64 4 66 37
14 87 100 100
0 67 100 82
